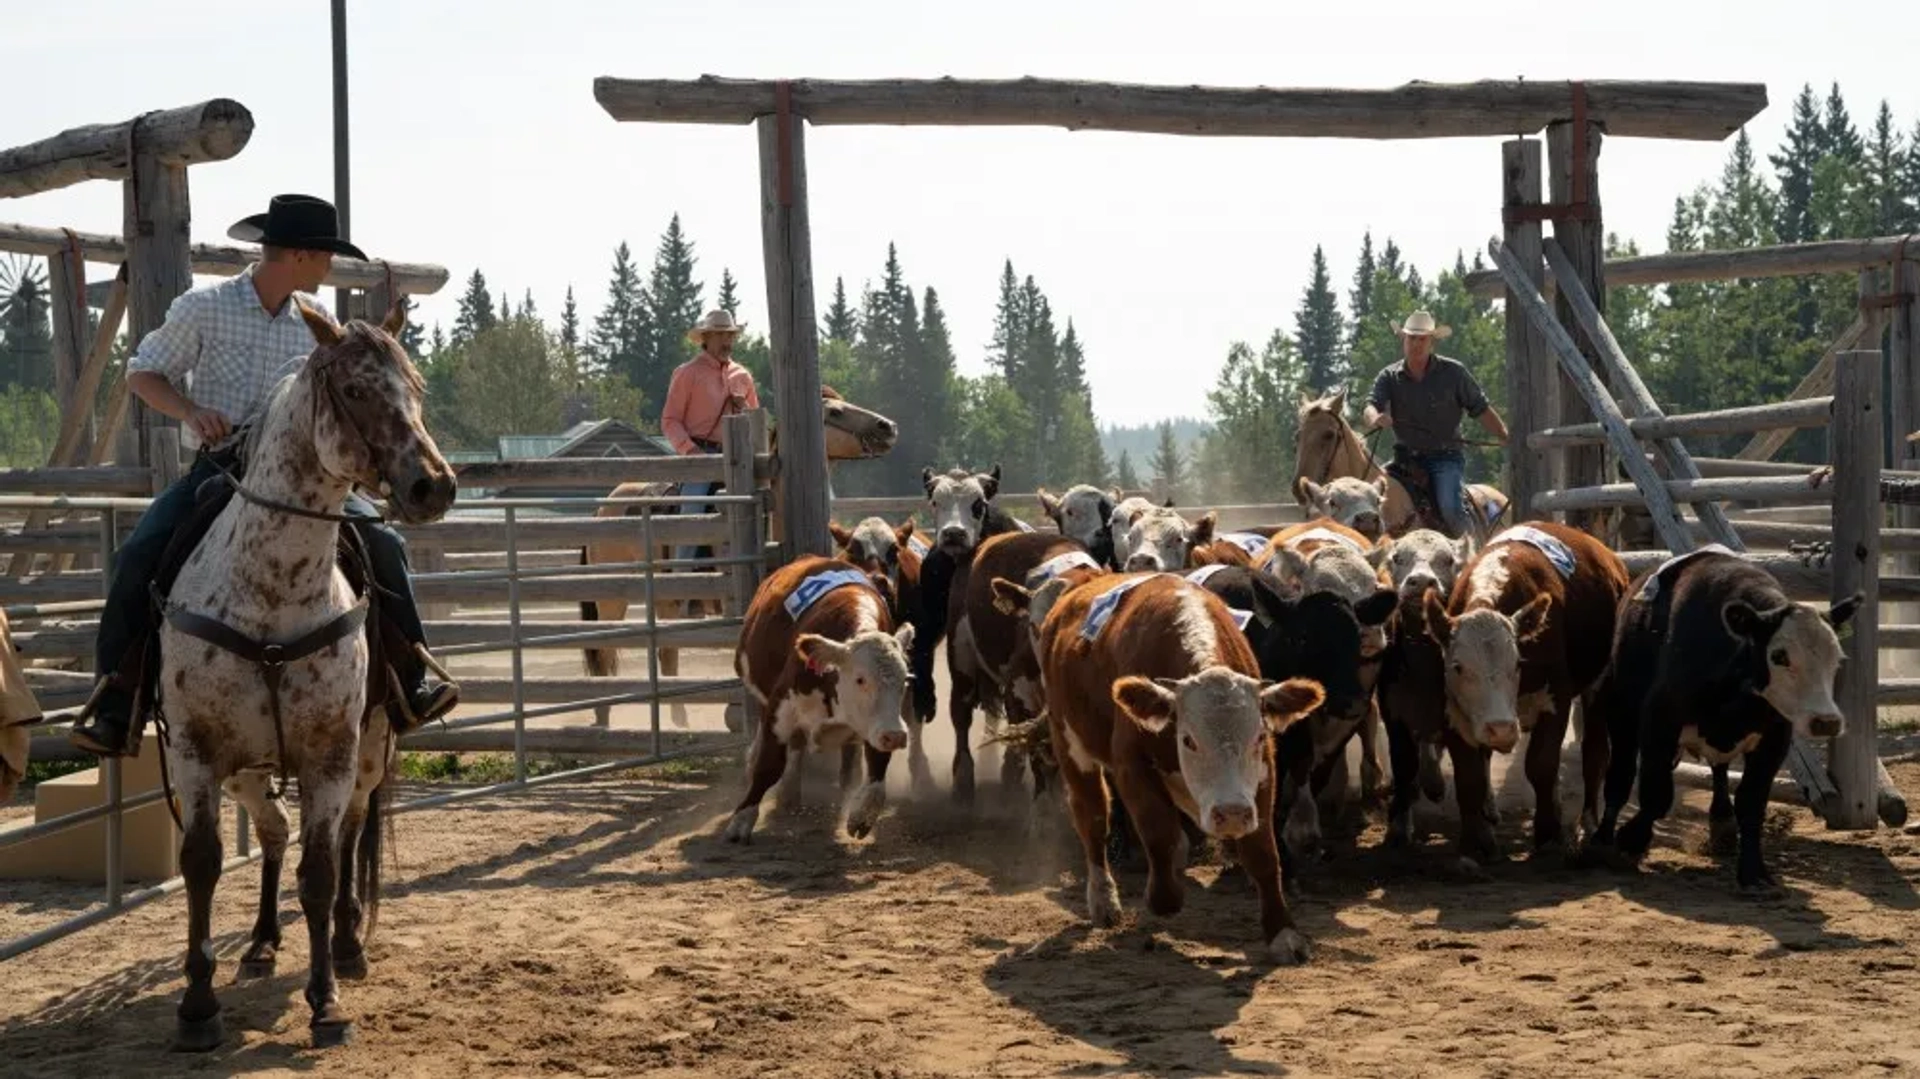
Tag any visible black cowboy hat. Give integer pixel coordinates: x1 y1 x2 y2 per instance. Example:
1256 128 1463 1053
226 194 367 260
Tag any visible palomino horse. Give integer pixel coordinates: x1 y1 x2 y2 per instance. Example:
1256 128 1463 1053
1292 387 1509 541
580 386 898 725
158 301 456 1051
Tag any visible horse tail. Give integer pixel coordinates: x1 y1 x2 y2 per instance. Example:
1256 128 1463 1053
357 770 389 945
580 546 619 678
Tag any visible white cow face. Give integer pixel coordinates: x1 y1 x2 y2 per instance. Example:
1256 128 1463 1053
795 625 916 752
1106 495 1158 568
1382 529 1476 602
1112 668 1324 840
1423 590 1551 753
830 516 914 579
1039 485 1115 553
1123 509 1217 572
1267 545 1392 656
923 465 1001 555
1300 476 1390 540
1726 595 1860 738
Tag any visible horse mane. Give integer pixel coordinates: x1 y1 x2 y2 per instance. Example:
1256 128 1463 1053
339 320 427 398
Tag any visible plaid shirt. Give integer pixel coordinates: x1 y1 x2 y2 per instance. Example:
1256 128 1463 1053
127 265 319 449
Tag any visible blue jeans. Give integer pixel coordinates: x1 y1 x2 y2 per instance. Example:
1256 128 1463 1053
1420 449 1470 537
674 480 717 565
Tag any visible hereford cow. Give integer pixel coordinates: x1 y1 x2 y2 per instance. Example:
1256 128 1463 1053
831 516 928 785
1422 521 1627 863
948 531 1106 801
1107 495 1174 569
728 556 914 844
1189 530 1278 568
1298 476 1390 541
1040 573 1325 962
1188 562 1396 865
1119 507 1218 572
1375 529 1478 845
1038 485 1118 568
1590 549 1860 890
910 466 1024 750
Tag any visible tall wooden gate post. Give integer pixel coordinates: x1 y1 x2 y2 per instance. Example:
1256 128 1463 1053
122 121 194 469
1547 117 1608 534
1501 137 1554 515
756 101 831 562
1830 349 1882 830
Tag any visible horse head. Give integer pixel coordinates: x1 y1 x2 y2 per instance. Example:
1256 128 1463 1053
1292 386 1366 505
766 386 899 463
295 299 457 524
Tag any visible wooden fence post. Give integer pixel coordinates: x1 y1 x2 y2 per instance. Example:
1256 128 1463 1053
122 124 193 466
721 410 766 618
1829 349 1881 830
1501 137 1555 517
756 103 831 563
1547 118 1607 534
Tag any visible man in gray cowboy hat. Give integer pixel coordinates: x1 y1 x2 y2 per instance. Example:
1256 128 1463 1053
660 310 760 565
70 194 459 757
1362 309 1509 537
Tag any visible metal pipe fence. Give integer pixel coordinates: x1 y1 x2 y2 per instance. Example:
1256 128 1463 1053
0 487 761 961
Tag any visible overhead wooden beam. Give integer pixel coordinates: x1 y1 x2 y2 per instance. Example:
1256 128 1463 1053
0 100 253 199
1528 396 1833 448
0 221 449 295
595 76 1766 141
1466 235 1920 297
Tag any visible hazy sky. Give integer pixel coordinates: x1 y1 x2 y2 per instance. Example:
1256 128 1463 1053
5 1 1913 426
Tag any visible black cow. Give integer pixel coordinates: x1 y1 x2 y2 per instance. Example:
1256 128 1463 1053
1590 550 1862 890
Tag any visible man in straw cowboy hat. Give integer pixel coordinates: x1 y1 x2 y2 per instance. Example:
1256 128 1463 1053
661 309 761 564
1363 309 1509 537
70 194 459 758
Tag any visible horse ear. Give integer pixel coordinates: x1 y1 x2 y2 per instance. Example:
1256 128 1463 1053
296 298 343 345
380 297 408 337
1298 388 1315 410
1332 385 1349 412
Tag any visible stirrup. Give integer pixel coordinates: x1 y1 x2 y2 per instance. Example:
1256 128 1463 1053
412 642 454 685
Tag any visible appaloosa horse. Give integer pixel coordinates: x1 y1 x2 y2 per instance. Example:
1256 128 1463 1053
579 386 898 724
157 300 455 1051
1292 386 1509 541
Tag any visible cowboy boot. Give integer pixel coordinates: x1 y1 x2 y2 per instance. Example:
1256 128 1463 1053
390 642 459 734
69 677 140 758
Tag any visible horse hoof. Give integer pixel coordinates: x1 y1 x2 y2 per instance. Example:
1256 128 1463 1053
311 1017 354 1049
171 1012 224 1053
334 951 369 981
235 957 276 982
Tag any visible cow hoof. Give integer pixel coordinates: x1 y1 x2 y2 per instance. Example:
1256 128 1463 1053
171 1012 224 1053
1707 818 1739 857
333 950 368 981
1087 878 1123 928
845 783 886 840
310 1015 354 1049
722 808 758 844
1386 816 1414 849
1481 801 1502 826
1267 928 1312 966
1738 865 1780 895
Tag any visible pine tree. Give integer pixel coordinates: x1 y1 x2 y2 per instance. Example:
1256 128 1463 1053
1115 449 1141 491
1771 86 1824 244
822 276 857 343
499 292 512 326
589 241 651 396
1348 231 1377 349
559 286 581 356
1294 245 1347 395
640 214 703 409
1148 421 1185 504
397 316 427 361
1864 102 1907 235
1902 119 1920 232
451 269 496 345
520 289 537 322
1821 83 1864 162
988 260 1023 380
916 286 960 472
718 268 741 316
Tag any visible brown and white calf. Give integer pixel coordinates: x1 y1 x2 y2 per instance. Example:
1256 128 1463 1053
1040 573 1325 963
830 516 928 784
947 531 1105 799
1374 529 1477 844
1038 484 1119 568
1119 507 1218 572
729 556 914 844
1107 495 1175 568
1423 521 1627 863
1298 476 1390 541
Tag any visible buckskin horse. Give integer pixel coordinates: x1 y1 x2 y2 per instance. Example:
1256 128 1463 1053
155 301 456 1051
579 386 898 725
1291 386 1509 541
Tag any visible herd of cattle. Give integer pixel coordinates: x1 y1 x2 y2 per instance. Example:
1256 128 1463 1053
726 467 1862 963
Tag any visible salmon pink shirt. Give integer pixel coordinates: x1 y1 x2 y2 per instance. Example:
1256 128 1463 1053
661 352 760 454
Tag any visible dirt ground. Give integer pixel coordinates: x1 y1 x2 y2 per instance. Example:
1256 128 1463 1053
5 634 1920 1078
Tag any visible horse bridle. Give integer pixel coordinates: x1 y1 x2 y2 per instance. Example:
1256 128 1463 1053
1310 405 1387 487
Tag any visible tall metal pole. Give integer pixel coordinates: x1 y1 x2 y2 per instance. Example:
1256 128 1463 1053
330 0 352 319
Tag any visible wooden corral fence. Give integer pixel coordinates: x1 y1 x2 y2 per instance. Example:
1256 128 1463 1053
1489 219 1916 832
